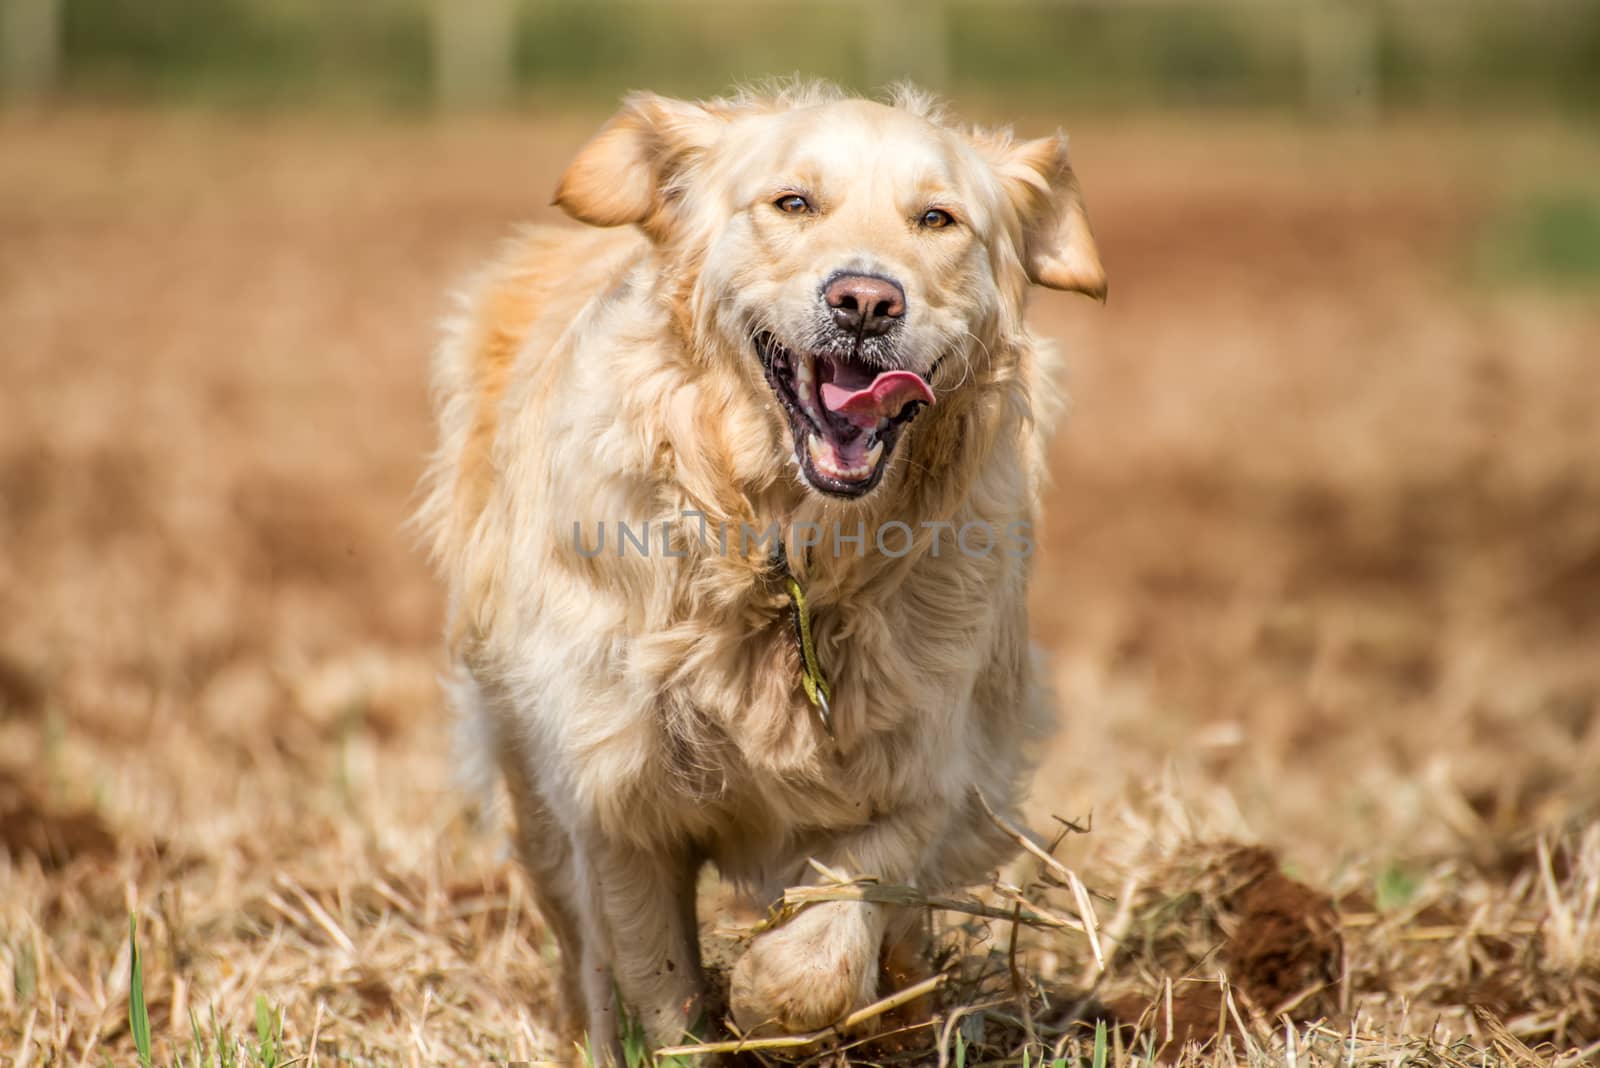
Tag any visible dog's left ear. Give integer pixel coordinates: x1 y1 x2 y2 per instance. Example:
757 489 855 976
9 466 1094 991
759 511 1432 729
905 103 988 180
553 92 721 239
993 133 1107 301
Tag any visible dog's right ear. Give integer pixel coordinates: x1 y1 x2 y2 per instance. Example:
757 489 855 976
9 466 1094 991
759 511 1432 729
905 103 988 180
553 93 721 238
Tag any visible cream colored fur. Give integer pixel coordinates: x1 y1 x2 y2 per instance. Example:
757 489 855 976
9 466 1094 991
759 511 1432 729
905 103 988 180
416 81 1104 1060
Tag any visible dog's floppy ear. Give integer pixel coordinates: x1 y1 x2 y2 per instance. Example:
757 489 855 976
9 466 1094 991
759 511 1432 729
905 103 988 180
994 133 1107 301
553 92 721 237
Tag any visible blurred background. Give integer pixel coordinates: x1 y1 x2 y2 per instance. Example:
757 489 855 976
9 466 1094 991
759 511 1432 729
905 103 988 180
3 1 1600 1062
5 0 1600 113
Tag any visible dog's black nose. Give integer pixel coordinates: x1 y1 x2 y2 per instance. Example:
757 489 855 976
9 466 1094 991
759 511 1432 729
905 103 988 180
825 274 905 337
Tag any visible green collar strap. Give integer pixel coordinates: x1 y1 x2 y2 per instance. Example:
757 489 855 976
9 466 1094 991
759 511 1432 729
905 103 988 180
781 570 834 739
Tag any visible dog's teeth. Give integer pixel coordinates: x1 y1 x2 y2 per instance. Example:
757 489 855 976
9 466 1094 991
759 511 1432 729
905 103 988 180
806 434 847 480
804 432 887 483
794 355 827 427
805 433 828 471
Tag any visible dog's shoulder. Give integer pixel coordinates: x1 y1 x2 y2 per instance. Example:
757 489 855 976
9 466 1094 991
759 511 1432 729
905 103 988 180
417 223 649 644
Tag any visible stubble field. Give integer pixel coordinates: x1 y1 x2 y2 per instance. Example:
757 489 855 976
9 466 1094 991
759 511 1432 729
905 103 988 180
2 107 1598 1065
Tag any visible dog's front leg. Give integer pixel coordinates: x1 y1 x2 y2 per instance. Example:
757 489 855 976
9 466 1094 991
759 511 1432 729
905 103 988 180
728 807 943 1034
573 829 706 1059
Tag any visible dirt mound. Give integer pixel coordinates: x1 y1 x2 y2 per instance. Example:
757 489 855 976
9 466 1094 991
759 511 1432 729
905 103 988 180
1215 845 1343 1012
1103 843 1343 1052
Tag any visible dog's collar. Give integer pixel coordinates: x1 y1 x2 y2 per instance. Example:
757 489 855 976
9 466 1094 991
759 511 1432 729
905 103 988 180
772 546 833 739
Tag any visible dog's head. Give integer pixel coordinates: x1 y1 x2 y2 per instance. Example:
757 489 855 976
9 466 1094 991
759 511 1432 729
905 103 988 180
554 84 1105 500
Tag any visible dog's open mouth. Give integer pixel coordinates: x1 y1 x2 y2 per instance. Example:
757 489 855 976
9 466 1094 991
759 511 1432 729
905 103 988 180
756 333 935 497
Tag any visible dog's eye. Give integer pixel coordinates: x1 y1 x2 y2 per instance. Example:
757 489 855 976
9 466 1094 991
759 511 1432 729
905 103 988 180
920 208 956 230
774 194 812 215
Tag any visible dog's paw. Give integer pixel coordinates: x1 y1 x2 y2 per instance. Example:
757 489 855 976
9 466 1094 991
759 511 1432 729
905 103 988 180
728 902 879 1034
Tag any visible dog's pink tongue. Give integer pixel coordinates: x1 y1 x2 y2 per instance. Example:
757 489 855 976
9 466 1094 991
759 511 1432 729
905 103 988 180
819 371 936 430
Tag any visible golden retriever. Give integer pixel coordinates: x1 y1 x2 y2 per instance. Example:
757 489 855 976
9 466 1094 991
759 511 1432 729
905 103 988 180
417 81 1104 1058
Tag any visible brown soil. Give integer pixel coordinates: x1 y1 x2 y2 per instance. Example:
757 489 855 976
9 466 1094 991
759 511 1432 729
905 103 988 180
2 108 1598 1064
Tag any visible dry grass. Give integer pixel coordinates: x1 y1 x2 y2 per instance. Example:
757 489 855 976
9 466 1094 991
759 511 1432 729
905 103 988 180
1 107 1598 1066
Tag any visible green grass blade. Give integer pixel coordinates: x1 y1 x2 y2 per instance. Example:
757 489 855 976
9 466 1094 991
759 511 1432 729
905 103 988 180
614 987 649 1068
128 914 154 1068
212 1002 236 1068
13 937 37 1000
255 993 280 1068
1092 1019 1109 1068
189 1007 207 1067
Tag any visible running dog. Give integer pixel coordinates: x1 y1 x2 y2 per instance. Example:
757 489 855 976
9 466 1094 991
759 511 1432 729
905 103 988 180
417 81 1105 1058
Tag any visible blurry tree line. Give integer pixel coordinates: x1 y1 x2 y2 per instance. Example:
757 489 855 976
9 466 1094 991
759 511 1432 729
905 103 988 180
2 0 1598 113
